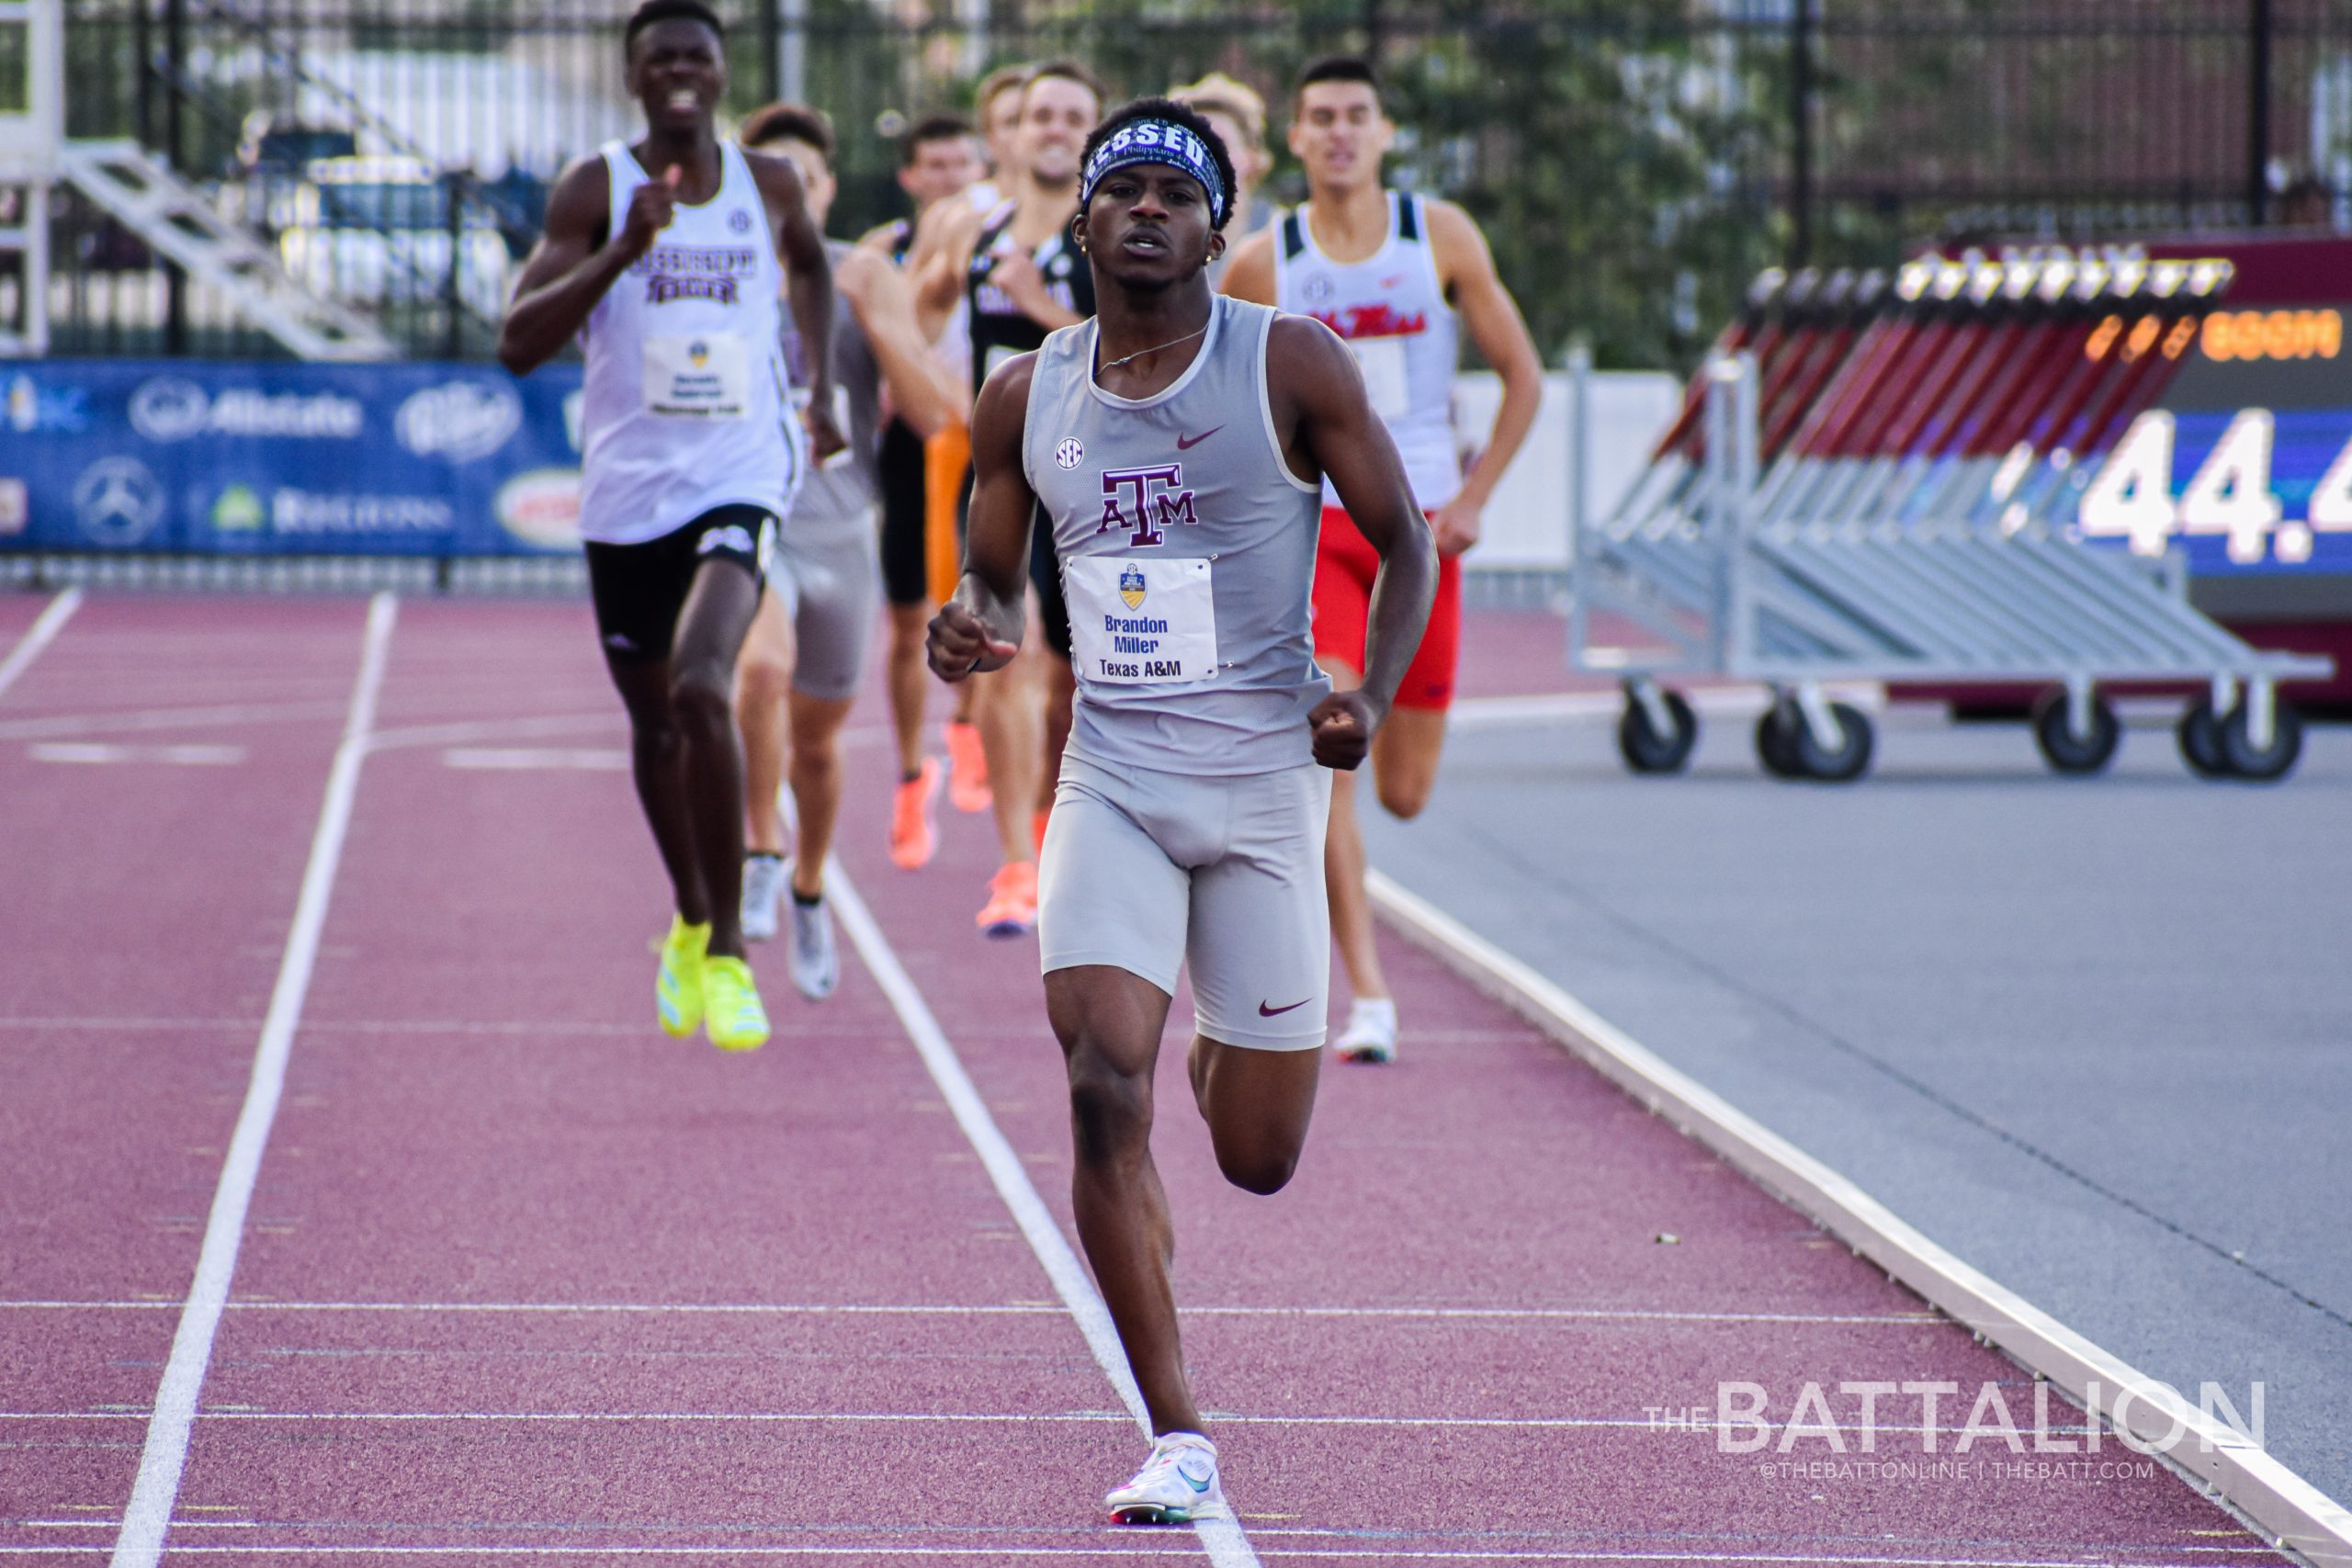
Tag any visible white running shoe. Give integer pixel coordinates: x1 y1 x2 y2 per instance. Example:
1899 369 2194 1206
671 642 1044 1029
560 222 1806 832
741 854 786 942
1335 998 1398 1064
785 874 839 1001
1104 1431 1228 1525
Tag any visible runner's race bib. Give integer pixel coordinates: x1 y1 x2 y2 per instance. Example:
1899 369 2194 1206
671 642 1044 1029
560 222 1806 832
644 333 750 419
1063 556 1217 685
1349 337 1411 422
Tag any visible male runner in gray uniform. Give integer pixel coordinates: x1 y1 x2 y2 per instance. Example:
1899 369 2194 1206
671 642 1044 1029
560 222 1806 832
732 104 960 995
928 98 1435 1525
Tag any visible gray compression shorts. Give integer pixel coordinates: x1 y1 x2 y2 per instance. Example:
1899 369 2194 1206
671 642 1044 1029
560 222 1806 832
769 509 878 704
1038 751 1332 1051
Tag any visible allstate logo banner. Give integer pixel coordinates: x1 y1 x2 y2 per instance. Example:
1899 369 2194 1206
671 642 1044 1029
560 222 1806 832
0 360 584 557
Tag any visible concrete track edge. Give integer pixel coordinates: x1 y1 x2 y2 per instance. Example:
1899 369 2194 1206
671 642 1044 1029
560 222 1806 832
1366 867 2352 1568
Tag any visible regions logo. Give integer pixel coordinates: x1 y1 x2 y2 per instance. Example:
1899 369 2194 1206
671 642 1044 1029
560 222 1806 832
130 377 364 442
72 456 165 546
494 468 582 550
394 379 522 462
269 489 454 536
1119 564 1147 610
0 478 27 536
6 374 91 434
210 483 266 533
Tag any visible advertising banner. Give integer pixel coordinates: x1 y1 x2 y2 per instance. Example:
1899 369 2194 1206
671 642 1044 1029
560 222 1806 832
0 359 586 557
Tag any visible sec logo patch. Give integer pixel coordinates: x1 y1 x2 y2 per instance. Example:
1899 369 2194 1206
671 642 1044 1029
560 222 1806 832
1056 437 1084 469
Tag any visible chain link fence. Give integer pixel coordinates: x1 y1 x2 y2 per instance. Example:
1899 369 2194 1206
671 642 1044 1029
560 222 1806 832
28 0 2352 367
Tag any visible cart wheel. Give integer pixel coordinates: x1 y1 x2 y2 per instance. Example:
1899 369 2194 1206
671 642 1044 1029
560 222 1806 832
1792 701 1874 783
2030 688 2120 774
2177 696 2229 778
1755 706 1803 779
1618 689 1698 774
2218 700 2303 783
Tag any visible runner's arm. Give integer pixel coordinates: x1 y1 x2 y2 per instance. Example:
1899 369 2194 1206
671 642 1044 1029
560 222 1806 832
752 151 844 459
1429 200 1543 556
1271 316 1437 766
841 250 967 438
497 157 635 375
927 355 1036 682
1216 228 1277 305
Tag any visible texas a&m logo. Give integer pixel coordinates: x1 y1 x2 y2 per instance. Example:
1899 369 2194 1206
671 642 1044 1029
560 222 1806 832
1098 464 1197 547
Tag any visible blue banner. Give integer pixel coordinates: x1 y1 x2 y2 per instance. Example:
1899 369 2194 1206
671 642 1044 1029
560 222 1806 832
0 359 586 556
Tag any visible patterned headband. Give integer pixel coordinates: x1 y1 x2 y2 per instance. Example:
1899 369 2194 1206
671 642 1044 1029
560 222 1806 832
1080 118 1229 229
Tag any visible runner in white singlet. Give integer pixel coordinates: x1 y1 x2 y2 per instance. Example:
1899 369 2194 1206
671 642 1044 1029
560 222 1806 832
1222 54 1543 1066
928 96 1435 1529
730 104 964 996
496 0 841 1055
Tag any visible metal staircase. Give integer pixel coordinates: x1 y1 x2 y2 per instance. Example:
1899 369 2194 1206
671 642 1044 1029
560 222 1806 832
56 141 399 361
1 0 399 361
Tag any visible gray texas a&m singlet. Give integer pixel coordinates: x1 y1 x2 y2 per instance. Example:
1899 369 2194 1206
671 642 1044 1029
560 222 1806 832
1022 294 1328 774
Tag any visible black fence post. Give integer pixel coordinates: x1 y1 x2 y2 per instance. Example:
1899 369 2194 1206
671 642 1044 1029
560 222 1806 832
133 0 153 150
2249 0 2272 224
762 0 783 106
446 174 464 360
1791 0 1814 268
164 0 187 355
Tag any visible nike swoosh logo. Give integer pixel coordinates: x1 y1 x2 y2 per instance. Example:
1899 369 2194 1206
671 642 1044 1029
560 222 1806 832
1259 998 1309 1017
1175 426 1224 450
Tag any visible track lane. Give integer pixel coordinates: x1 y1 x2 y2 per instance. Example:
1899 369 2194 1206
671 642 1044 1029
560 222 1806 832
0 596 369 1547
158 598 1200 1562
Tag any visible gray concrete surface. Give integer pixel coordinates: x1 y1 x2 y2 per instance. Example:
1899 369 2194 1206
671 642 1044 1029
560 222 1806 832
1363 704 2352 1506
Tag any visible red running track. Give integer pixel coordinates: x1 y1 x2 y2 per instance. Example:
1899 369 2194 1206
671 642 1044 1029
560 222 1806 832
0 591 2286 1565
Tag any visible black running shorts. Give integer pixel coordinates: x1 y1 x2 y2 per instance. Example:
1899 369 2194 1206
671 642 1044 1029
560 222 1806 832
877 418 929 607
583 503 775 666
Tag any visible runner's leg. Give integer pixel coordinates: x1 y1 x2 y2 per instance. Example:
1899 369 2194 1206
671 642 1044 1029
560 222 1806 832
1047 963 1202 1438
973 641 1042 866
1317 651 1394 1007
607 657 708 927
887 601 932 780
786 691 854 897
736 589 797 858
668 558 763 960
1188 1036 1320 1196
1369 707 1447 819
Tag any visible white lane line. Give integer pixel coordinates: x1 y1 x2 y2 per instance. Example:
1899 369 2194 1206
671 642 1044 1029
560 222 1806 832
828 870 1261 1568
0 1410 2094 1438
0 1298 1934 1324
0 588 83 702
28 743 245 766
109 592 399 1568
1366 871 2352 1568
0 1548 2274 1565
0 699 349 742
441 747 628 771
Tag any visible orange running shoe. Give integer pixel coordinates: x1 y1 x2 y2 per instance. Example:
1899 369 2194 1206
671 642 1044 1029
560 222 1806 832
889 758 942 870
975 859 1038 938
945 719 990 813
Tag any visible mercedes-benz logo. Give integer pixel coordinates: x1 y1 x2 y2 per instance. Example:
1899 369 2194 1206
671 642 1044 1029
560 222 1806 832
73 456 166 547
129 377 211 442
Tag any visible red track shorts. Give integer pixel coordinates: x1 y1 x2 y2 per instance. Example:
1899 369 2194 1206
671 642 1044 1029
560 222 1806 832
1311 506 1461 711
